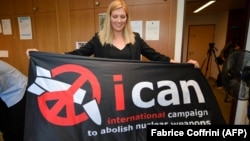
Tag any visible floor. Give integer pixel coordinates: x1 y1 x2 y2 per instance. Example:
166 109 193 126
0 77 233 141
206 77 233 124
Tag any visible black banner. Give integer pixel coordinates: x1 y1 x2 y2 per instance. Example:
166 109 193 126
24 52 226 141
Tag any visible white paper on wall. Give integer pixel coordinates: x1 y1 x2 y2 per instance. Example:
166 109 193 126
145 21 160 40
18 16 32 40
0 50 9 57
1 19 12 35
131 20 143 37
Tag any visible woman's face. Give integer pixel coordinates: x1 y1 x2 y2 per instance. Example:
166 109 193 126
110 8 127 32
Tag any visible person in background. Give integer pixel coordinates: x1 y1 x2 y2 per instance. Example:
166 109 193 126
218 40 241 62
0 60 27 141
26 0 199 68
216 40 242 88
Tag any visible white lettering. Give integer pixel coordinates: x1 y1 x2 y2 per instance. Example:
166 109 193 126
157 80 180 106
131 80 205 108
132 82 154 108
180 80 205 103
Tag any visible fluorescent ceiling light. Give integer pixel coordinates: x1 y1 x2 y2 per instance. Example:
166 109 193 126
193 0 216 13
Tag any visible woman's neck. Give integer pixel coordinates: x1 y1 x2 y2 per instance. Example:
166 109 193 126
113 31 123 39
112 32 126 50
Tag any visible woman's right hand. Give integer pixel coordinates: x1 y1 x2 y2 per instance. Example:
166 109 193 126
26 48 39 59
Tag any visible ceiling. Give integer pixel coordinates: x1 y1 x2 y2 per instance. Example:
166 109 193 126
185 0 247 16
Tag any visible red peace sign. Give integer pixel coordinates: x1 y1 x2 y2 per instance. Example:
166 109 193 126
38 64 101 126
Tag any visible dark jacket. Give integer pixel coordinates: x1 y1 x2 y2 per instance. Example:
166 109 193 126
65 32 170 62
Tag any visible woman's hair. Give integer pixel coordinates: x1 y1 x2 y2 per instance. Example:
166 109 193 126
220 40 241 59
98 0 135 46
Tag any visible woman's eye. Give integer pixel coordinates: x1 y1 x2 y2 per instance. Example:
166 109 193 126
120 16 126 19
112 15 126 19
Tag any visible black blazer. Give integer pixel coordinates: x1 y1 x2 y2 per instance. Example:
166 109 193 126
65 32 170 62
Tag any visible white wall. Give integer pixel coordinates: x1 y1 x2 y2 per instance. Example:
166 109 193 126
212 12 229 78
174 0 185 62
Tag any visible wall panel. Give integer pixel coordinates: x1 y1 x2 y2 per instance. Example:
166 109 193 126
0 0 177 75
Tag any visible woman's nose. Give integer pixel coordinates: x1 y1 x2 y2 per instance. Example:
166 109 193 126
117 17 122 22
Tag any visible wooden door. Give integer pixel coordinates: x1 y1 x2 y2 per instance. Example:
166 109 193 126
33 0 74 53
187 25 215 77
94 0 113 8
0 0 13 15
69 0 95 51
32 0 59 52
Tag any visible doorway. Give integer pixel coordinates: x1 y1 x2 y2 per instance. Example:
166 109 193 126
187 24 215 77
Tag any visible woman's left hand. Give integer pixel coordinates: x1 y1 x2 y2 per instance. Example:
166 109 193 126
187 59 200 68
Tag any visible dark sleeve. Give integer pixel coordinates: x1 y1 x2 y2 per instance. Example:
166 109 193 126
135 33 170 62
65 33 99 56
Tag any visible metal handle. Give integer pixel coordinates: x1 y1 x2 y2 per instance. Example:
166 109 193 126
33 7 37 11
95 1 99 6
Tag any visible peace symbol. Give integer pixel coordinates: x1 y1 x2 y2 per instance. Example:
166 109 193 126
38 64 101 126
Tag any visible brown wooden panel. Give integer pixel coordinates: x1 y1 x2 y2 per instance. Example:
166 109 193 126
129 0 176 60
69 9 96 51
0 1 40 75
0 16 21 72
12 0 33 14
56 0 71 52
168 0 177 59
95 0 168 8
33 0 56 13
13 15 36 75
68 0 94 10
94 0 113 8
125 0 169 5
94 7 107 31
0 0 13 15
34 13 59 52
0 33 14 51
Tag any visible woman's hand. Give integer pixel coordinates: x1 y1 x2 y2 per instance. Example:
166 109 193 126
187 59 200 68
170 59 199 68
26 48 39 59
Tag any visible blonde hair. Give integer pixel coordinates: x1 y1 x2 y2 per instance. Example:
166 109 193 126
98 0 135 46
